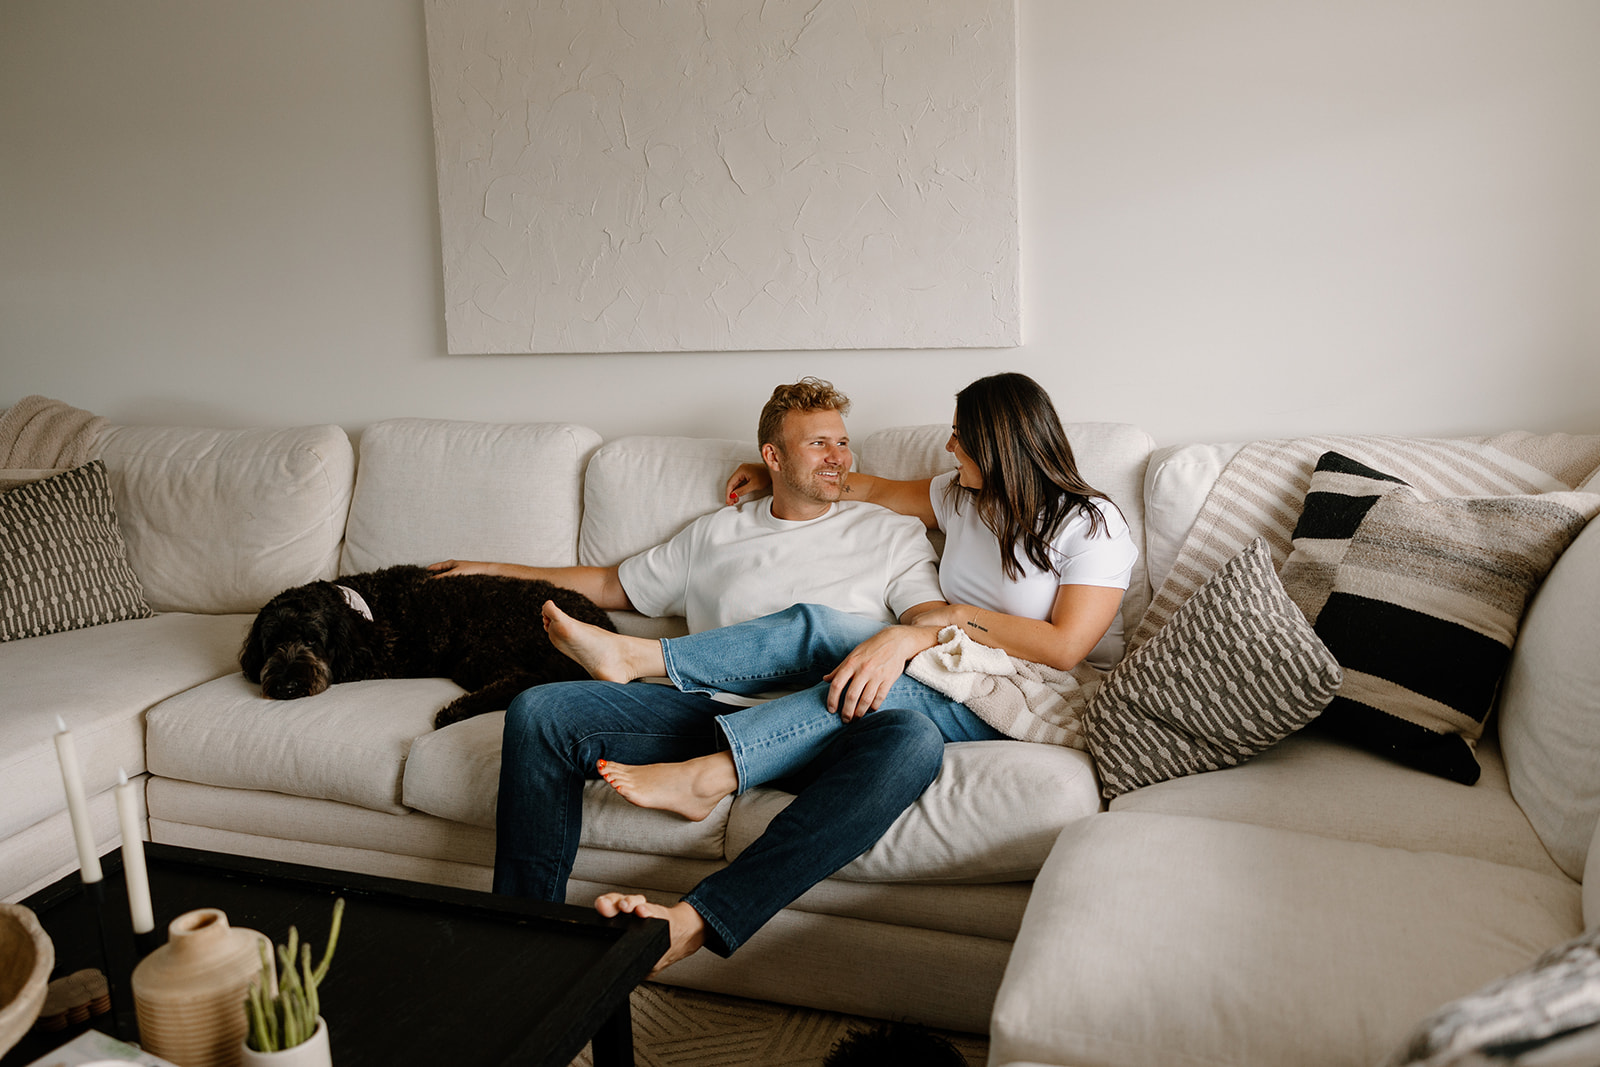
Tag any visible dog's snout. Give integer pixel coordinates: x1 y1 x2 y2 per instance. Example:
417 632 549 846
259 642 332 701
263 675 319 700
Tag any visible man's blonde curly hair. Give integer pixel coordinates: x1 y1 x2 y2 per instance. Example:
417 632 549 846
757 377 851 449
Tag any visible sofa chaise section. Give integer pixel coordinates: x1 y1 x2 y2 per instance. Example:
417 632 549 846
2 422 353 901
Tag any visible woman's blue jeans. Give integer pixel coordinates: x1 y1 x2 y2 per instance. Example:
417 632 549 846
493 678 945 956
660 604 1006 790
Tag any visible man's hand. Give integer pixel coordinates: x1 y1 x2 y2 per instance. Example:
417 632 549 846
822 625 941 722
427 559 506 578
724 463 772 507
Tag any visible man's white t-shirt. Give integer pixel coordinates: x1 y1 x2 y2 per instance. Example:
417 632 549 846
927 470 1138 668
618 498 945 634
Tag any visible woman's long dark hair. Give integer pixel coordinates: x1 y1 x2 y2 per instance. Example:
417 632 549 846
946 372 1115 580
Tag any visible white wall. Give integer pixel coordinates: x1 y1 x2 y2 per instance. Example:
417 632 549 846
3 0 1597 446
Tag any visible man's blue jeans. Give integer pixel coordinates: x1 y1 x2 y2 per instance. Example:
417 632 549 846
493 678 945 956
661 604 1006 789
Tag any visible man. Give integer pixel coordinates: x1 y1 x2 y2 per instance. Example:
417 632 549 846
431 378 952 972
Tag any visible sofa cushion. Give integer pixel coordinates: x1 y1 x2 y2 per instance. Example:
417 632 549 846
401 710 730 860
1384 924 1600 1067
1111 731 1565 878
0 460 152 641
1498 515 1600 883
147 778 497 868
147 778 724 887
577 436 757 567
341 419 600 574
990 811 1583 1067
1138 441 1246 597
727 741 1102 884
0 612 251 840
146 674 457 815
97 423 354 614
1280 451 1599 785
1587 818 1600 932
1085 538 1341 799
3 789 125 903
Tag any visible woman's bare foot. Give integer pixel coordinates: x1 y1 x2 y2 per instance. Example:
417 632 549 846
597 752 738 822
594 894 706 975
542 601 664 682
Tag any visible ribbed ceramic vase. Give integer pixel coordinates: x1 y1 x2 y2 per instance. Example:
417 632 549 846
132 908 268 1067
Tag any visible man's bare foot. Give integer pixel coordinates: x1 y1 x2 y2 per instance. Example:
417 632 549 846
593 894 706 975
542 601 664 682
597 753 738 822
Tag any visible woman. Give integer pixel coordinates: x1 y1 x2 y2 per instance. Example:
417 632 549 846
545 372 1139 822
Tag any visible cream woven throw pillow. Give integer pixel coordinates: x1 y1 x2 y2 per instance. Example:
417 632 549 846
1084 538 1341 799
1279 451 1600 785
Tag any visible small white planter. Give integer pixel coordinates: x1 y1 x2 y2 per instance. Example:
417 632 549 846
240 1016 331 1067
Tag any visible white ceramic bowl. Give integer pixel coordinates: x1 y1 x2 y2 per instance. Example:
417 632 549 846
0 903 54 1057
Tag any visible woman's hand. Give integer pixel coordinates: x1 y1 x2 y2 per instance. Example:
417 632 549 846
427 559 506 578
823 625 942 722
724 463 772 506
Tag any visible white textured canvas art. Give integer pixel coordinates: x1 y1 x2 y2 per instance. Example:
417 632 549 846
425 0 1019 354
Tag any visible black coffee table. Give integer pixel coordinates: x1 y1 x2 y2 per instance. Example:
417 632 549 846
2 843 669 1067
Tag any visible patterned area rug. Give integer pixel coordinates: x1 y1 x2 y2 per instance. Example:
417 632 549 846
568 983 990 1066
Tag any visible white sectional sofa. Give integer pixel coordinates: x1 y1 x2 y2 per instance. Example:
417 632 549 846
3 409 1597 1065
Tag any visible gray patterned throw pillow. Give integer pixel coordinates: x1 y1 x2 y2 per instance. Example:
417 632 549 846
1385 925 1600 1067
0 460 152 641
1084 537 1342 799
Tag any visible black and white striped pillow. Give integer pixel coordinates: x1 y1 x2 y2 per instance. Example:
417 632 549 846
0 460 151 641
1280 451 1599 784
1085 538 1342 799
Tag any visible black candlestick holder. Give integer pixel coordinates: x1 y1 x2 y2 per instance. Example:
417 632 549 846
134 927 163 960
83 878 138 1042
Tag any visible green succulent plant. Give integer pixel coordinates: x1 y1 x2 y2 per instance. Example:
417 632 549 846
244 897 345 1052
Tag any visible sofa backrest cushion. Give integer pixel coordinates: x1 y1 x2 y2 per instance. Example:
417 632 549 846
1498 513 1600 882
578 435 759 567
97 423 354 614
1141 442 1247 597
342 419 601 575
859 421 1157 646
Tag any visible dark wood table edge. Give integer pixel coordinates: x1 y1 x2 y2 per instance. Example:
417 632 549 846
17 843 671 1067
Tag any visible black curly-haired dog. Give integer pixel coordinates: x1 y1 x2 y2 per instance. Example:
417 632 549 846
823 1022 969 1066
240 564 616 728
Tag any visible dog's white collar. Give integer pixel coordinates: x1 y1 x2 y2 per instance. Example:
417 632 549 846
336 584 373 621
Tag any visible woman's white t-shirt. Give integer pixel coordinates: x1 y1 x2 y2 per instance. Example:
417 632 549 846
927 470 1138 669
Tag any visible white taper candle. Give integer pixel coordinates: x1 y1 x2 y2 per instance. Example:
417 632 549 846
53 714 103 883
115 768 155 934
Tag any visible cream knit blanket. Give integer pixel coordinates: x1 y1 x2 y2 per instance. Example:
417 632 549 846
908 625 1101 749
909 431 1600 747
0 395 106 469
